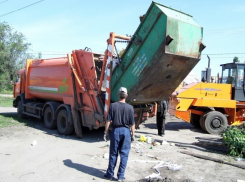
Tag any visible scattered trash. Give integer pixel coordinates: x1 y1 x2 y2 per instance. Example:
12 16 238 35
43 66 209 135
91 156 98 160
168 164 182 171
149 146 153 149
103 153 109 159
140 135 147 142
147 137 152 144
144 162 169 179
145 154 154 158
100 144 109 149
162 141 168 145
170 143 175 146
144 173 162 179
235 158 244 161
152 141 160 146
31 140 37 146
140 149 143 156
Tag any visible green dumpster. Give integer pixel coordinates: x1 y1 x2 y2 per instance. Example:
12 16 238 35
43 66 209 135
111 1 205 104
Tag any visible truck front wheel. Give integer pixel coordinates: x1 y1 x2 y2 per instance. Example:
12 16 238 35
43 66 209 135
203 111 228 135
57 109 74 135
44 106 57 129
17 101 26 119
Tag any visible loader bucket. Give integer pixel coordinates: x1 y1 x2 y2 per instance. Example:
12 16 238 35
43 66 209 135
111 1 204 104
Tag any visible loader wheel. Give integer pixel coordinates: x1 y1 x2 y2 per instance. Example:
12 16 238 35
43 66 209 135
57 109 74 135
203 111 228 135
190 114 201 128
44 106 57 129
17 101 26 119
199 113 207 132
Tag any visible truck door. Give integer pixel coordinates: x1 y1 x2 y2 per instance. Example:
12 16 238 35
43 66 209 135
14 74 21 98
235 65 245 101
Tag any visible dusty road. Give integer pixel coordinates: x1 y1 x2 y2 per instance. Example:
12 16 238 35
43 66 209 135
0 94 12 97
0 107 245 182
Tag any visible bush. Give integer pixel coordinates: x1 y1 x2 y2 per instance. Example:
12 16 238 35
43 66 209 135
222 127 245 157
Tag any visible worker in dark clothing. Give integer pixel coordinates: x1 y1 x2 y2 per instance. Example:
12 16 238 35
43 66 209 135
156 100 167 136
104 87 135 182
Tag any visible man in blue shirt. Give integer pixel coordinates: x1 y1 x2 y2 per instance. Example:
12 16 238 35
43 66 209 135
104 87 135 181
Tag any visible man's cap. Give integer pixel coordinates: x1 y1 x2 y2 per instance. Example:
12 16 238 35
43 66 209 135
119 87 127 95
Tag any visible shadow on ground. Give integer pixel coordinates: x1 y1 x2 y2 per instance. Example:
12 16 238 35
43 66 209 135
0 112 105 143
63 159 107 180
143 121 207 134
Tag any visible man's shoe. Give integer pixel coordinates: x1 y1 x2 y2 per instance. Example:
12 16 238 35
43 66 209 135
118 177 125 181
158 134 164 137
104 174 112 180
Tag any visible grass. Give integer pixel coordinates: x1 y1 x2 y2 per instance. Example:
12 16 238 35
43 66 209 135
0 113 28 129
0 90 13 94
0 97 14 107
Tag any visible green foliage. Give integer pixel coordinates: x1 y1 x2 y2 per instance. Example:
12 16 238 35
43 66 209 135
0 113 28 129
0 96 13 107
233 56 240 63
0 22 35 92
222 127 245 157
0 89 12 94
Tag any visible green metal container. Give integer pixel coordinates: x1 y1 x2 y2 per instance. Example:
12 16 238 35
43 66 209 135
111 1 205 104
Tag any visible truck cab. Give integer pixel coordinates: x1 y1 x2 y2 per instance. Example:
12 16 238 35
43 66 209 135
221 62 245 101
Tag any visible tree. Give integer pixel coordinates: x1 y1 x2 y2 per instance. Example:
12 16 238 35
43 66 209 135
233 56 240 63
0 22 33 92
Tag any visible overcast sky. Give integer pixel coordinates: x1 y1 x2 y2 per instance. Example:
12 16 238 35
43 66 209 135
1 0 245 79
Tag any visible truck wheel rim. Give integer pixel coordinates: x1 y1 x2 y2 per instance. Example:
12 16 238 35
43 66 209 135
211 117 221 128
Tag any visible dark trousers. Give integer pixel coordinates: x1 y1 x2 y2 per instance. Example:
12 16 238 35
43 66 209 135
157 112 165 135
106 127 131 180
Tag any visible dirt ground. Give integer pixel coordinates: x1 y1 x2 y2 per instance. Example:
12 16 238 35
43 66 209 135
0 107 245 182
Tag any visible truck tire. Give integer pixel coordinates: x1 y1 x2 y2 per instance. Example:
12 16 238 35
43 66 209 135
17 101 26 119
44 106 57 129
57 109 74 135
203 111 228 135
199 113 207 132
190 114 201 128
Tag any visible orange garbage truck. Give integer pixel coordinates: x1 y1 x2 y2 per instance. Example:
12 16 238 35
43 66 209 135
11 2 205 137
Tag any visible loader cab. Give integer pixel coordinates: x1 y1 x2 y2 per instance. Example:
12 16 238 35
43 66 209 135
221 62 245 101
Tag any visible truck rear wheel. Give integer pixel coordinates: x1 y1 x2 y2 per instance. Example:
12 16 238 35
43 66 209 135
44 106 57 129
190 114 201 128
57 109 74 135
203 111 228 135
17 101 26 119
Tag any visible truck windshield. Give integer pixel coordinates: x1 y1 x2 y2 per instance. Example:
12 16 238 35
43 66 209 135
222 65 244 87
222 68 236 86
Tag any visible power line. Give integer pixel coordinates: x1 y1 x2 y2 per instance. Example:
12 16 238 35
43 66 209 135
0 0 8 5
203 53 245 55
0 0 45 18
